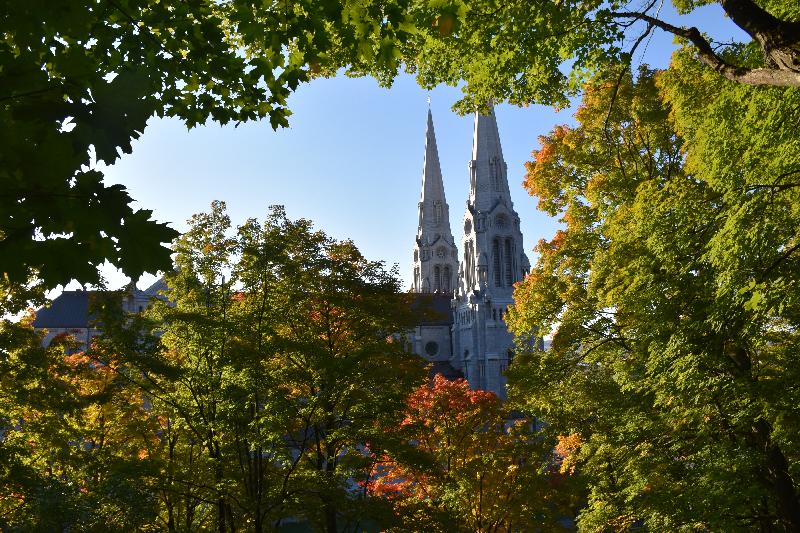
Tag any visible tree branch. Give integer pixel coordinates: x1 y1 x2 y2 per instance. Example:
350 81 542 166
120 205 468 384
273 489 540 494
719 0 800 47
608 11 800 88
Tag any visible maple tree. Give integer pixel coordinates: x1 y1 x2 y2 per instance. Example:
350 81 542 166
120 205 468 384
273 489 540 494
0 313 159 530
5 0 797 297
0 0 421 293
506 67 800 530
368 374 581 532
86 202 426 532
409 0 800 114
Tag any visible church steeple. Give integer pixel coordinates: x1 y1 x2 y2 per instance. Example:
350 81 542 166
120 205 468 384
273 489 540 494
468 104 513 211
419 109 447 230
412 108 458 294
452 103 530 398
458 104 528 299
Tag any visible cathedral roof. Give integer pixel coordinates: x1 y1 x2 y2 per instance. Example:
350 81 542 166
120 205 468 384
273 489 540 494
429 361 465 381
32 290 95 329
410 293 453 326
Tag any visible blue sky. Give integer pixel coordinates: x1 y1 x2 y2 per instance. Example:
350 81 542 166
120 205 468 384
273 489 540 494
93 2 746 292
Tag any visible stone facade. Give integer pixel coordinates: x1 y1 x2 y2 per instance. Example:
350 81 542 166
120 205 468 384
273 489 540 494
410 106 531 398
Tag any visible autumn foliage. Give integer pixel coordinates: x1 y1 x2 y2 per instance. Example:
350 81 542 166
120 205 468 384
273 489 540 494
368 375 580 532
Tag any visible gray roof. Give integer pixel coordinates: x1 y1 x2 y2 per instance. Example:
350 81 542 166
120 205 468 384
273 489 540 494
410 293 453 326
143 277 167 296
33 291 94 329
430 361 464 381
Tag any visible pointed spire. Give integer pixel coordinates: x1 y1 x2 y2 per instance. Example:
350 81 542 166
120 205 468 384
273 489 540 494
469 103 511 210
471 103 504 162
412 107 458 294
420 108 444 204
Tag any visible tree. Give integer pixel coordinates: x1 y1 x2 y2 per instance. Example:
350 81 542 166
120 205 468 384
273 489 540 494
0 312 159 531
91 202 427 532
6 0 795 295
368 375 580 532
408 0 800 113
0 0 419 291
234 207 427 532
506 67 800 530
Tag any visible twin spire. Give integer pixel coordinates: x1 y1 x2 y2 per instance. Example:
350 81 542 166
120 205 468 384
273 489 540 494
469 104 512 211
413 103 514 295
418 104 511 237
420 109 445 205
417 108 454 242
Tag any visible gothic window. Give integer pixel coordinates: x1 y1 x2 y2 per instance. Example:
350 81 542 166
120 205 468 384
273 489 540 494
470 241 476 287
436 246 446 259
435 201 443 225
434 265 441 292
492 238 502 286
492 308 497 321
504 238 513 286
443 266 451 292
414 267 420 290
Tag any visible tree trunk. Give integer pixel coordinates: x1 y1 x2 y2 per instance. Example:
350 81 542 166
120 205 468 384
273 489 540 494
324 501 337 533
753 419 800 532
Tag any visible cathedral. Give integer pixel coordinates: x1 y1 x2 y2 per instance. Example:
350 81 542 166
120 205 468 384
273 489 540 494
32 105 531 399
409 105 530 399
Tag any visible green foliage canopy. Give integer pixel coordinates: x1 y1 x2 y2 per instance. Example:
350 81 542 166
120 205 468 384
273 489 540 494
408 0 800 113
89 202 427 532
0 0 420 291
506 67 800 530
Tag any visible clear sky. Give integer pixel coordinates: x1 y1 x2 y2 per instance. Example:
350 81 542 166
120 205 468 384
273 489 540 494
90 2 745 292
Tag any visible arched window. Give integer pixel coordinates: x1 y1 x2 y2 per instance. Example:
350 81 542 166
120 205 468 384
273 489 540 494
434 265 441 292
504 238 513 286
466 241 475 288
443 266 451 292
492 238 502 286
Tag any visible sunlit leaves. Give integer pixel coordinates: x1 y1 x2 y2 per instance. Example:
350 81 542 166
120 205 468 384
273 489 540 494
369 375 580 532
506 65 800 530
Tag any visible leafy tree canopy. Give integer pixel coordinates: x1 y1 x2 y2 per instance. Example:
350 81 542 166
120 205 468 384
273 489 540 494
86 202 427 532
407 0 800 113
0 0 421 292
369 375 582 532
506 64 800 530
4 0 796 296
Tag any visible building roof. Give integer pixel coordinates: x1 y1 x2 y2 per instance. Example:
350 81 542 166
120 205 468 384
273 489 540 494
410 293 453 326
143 277 168 296
32 290 94 329
429 360 464 381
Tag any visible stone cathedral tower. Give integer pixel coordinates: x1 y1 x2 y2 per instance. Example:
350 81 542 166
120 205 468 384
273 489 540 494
452 105 530 398
412 109 459 294
407 105 532 395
